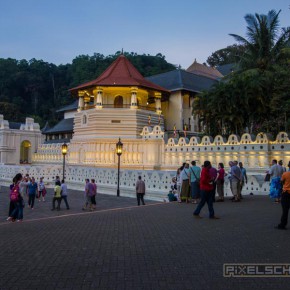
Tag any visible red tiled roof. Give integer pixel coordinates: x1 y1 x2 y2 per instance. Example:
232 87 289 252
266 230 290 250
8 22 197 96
70 55 169 93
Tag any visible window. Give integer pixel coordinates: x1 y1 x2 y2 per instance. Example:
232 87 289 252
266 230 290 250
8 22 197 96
114 96 123 108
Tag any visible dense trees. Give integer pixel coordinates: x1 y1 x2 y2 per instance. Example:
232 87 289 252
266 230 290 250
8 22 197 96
0 52 176 127
206 45 246 67
194 9 290 136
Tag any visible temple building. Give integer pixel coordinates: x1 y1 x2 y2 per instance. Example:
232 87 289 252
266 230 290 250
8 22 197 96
44 55 221 142
69 54 169 140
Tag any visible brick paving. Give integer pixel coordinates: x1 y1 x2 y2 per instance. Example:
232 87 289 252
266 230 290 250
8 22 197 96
0 186 289 290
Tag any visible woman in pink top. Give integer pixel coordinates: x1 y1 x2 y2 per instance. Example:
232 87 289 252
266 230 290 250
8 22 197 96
216 163 225 202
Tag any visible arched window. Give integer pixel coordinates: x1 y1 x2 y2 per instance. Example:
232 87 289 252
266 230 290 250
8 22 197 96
114 96 123 108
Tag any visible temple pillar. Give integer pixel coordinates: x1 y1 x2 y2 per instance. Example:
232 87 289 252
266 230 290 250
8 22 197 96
78 91 85 111
130 87 138 109
155 92 162 115
95 87 103 109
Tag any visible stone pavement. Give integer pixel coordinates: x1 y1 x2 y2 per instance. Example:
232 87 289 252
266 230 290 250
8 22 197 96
0 186 289 290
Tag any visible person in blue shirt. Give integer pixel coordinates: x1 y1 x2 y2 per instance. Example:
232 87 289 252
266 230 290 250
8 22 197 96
189 161 201 204
27 177 38 209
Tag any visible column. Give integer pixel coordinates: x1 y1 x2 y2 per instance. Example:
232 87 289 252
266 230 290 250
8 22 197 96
130 87 138 109
78 91 85 111
154 92 162 115
95 87 103 109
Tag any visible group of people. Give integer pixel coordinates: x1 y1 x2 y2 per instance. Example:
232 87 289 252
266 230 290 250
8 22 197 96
170 160 248 219
82 179 97 211
6 173 147 222
6 162 290 229
172 160 247 205
171 158 290 228
6 174 70 222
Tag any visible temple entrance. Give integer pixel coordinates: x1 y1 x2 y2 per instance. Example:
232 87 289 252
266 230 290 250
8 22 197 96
20 140 31 164
114 96 123 108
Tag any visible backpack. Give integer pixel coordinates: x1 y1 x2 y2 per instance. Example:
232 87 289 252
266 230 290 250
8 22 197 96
10 184 20 202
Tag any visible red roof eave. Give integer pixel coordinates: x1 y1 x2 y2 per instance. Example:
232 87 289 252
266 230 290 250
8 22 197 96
69 55 169 94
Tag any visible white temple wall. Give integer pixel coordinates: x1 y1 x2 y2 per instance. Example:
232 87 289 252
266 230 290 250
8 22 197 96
0 164 272 201
0 115 42 165
24 127 290 199
33 128 290 172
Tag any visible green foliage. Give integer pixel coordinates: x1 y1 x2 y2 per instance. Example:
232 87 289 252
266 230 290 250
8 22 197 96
196 9 290 136
206 45 246 67
0 52 176 127
0 102 22 121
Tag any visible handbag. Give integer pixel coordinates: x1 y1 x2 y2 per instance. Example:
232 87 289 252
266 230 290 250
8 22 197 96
264 173 270 182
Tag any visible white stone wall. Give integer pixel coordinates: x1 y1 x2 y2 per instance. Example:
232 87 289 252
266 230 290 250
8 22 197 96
33 127 290 172
0 163 271 201
164 131 290 171
26 127 290 200
0 115 42 165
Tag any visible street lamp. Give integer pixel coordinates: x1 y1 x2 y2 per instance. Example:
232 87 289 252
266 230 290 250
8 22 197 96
116 137 123 197
61 143 68 181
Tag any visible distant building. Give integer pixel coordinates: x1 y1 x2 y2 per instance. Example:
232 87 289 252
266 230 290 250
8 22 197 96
0 115 42 164
43 100 77 143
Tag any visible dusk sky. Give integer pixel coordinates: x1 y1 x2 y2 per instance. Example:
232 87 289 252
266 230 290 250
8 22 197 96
1 0 289 69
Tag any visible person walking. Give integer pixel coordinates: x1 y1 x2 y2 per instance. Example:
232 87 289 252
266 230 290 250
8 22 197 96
7 173 23 222
180 163 190 203
27 177 38 209
87 180 95 211
193 161 219 219
275 170 290 230
135 176 146 206
216 163 225 202
51 180 62 211
60 179 70 210
189 161 201 204
209 164 218 202
229 161 242 202
83 179 93 210
268 159 284 203
19 175 30 201
38 177 46 202
91 179 97 210
239 162 248 198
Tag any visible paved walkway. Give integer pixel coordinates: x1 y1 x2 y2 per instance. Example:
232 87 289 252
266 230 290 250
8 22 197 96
0 186 289 290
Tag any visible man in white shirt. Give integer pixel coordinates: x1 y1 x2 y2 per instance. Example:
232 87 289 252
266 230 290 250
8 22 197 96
60 179 70 210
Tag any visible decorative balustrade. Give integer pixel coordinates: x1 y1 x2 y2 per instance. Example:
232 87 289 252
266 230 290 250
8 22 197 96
164 131 289 170
32 129 290 171
0 164 272 200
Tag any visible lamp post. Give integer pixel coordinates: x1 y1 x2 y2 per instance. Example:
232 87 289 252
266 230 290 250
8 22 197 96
61 143 68 181
116 137 123 197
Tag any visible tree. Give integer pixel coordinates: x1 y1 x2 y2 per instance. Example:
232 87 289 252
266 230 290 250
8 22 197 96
195 9 290 136
206 45 246 67
0 52 176 127
229 9 290 71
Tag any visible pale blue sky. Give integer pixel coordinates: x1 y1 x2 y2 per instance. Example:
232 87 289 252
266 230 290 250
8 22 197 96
0 0 289 69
